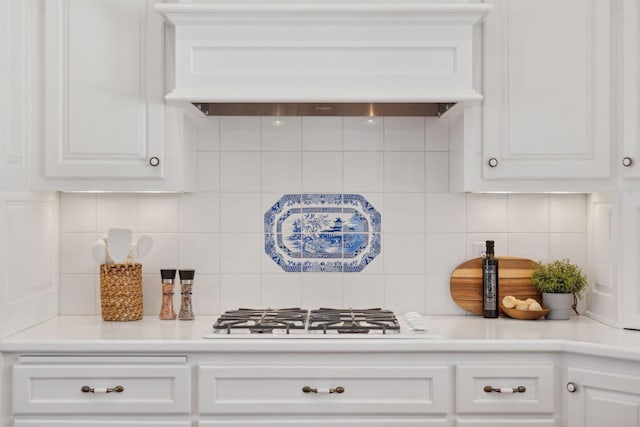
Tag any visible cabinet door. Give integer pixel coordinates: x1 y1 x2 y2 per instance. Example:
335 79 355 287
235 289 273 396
567 367 640 427
621 0 640 184
0 0 30 190
43 0 165 180
482 0 612 182
622 192 640 329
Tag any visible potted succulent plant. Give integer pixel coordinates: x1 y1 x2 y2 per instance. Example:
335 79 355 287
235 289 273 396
530 258 588 320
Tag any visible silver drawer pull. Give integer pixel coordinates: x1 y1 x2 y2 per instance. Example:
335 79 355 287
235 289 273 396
484 385 526 394
81 385 124 394
302 385 345 394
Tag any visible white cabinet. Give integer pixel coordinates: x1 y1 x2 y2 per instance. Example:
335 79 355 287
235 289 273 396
451 0 617 192
455 364 556 426
198 365 449 416
16 422 191 427
455 365 555 414
620 0 640 187
566 367 640 427
10 355 191 425
199 421 449 427
33 0 195 192
0 0 31 190
621 192 640 329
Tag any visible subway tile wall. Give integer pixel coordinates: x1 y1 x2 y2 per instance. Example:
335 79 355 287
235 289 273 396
58 116 588 316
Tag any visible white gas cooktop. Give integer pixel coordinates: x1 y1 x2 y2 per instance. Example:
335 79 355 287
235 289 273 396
202 309 443 339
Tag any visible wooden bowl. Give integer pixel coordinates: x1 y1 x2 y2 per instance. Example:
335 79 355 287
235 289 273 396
500 304 550 320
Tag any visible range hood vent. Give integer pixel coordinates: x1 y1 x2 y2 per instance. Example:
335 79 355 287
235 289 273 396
193 102 455 117
156 1 492 116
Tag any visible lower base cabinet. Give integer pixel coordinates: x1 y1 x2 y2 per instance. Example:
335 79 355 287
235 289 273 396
567 367 640 427
7 351 640 426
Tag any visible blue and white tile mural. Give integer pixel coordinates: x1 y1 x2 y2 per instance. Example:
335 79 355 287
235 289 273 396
265 194 381 272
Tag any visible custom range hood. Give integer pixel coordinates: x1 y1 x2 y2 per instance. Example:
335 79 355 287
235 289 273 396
156 1 492 116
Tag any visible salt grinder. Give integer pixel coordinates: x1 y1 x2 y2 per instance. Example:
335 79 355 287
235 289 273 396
159 269 177 320
178 269 196 320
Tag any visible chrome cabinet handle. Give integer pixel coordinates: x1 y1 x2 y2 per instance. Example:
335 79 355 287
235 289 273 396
488 157 499 168
149 157 160 167
81 385 124 394
566 382 578 393
484 385 526 394
623 157 633 167
302 385 345 394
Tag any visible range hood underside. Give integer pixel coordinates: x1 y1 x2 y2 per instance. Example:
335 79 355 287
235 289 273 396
192 102 456 117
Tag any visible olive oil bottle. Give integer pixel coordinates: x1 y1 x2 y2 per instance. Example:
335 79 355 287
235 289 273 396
482 240 499 318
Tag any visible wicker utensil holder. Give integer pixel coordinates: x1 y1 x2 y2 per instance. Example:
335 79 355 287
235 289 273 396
99 263 143 321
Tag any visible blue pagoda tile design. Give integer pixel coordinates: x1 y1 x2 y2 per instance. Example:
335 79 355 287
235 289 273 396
265 194 381 272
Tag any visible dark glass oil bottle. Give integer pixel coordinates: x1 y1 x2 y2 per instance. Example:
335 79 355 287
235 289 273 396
482 240 499 318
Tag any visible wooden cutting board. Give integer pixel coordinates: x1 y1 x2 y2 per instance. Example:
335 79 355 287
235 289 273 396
450 256 541 315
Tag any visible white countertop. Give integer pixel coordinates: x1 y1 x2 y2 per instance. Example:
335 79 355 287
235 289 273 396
2 315 640 360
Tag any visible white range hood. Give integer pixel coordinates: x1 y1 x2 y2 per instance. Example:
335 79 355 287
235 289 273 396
156 1 492 116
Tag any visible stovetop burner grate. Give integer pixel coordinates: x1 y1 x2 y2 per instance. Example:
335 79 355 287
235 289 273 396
308 308 401 334
212 307 308 334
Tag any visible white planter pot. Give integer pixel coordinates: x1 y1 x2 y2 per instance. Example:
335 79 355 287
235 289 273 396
542 292 574 320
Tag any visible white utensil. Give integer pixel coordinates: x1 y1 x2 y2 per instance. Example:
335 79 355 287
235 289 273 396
136 234 154 259
91 240 107 264
126 243 137 262
107 227 133 264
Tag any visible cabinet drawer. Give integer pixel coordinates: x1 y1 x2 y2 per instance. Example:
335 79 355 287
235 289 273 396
200 420 450 426
13 364 191 414
199 365 450 415
455 365 555 414
15 421 192 427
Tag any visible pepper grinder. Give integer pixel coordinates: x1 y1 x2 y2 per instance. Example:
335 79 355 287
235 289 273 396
159 269 177 320
178 269 196 320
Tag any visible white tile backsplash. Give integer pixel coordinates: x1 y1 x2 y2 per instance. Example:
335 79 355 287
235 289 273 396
58 116 589 316
384 152 425 192
508 194 549 232
384 274 426 313
96 194 138 233
384 193 425 232
344 117 383 151
384 117 425 151
261 151 302 192
262 116 302 151
219 152 261 192
138 195 180 232
60 193 96 232
343 151 384 193
220 117 260 151
302 151 343 192
550 194 587 232
302 117 343 151
196 152 220 192
466 193 508 232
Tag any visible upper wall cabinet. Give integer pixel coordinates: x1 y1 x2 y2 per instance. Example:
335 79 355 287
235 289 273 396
32 0 195 192
620 0 640 189
0 0 30 190
452 0 617 193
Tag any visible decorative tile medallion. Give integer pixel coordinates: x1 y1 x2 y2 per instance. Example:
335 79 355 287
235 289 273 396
265 194 381 272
